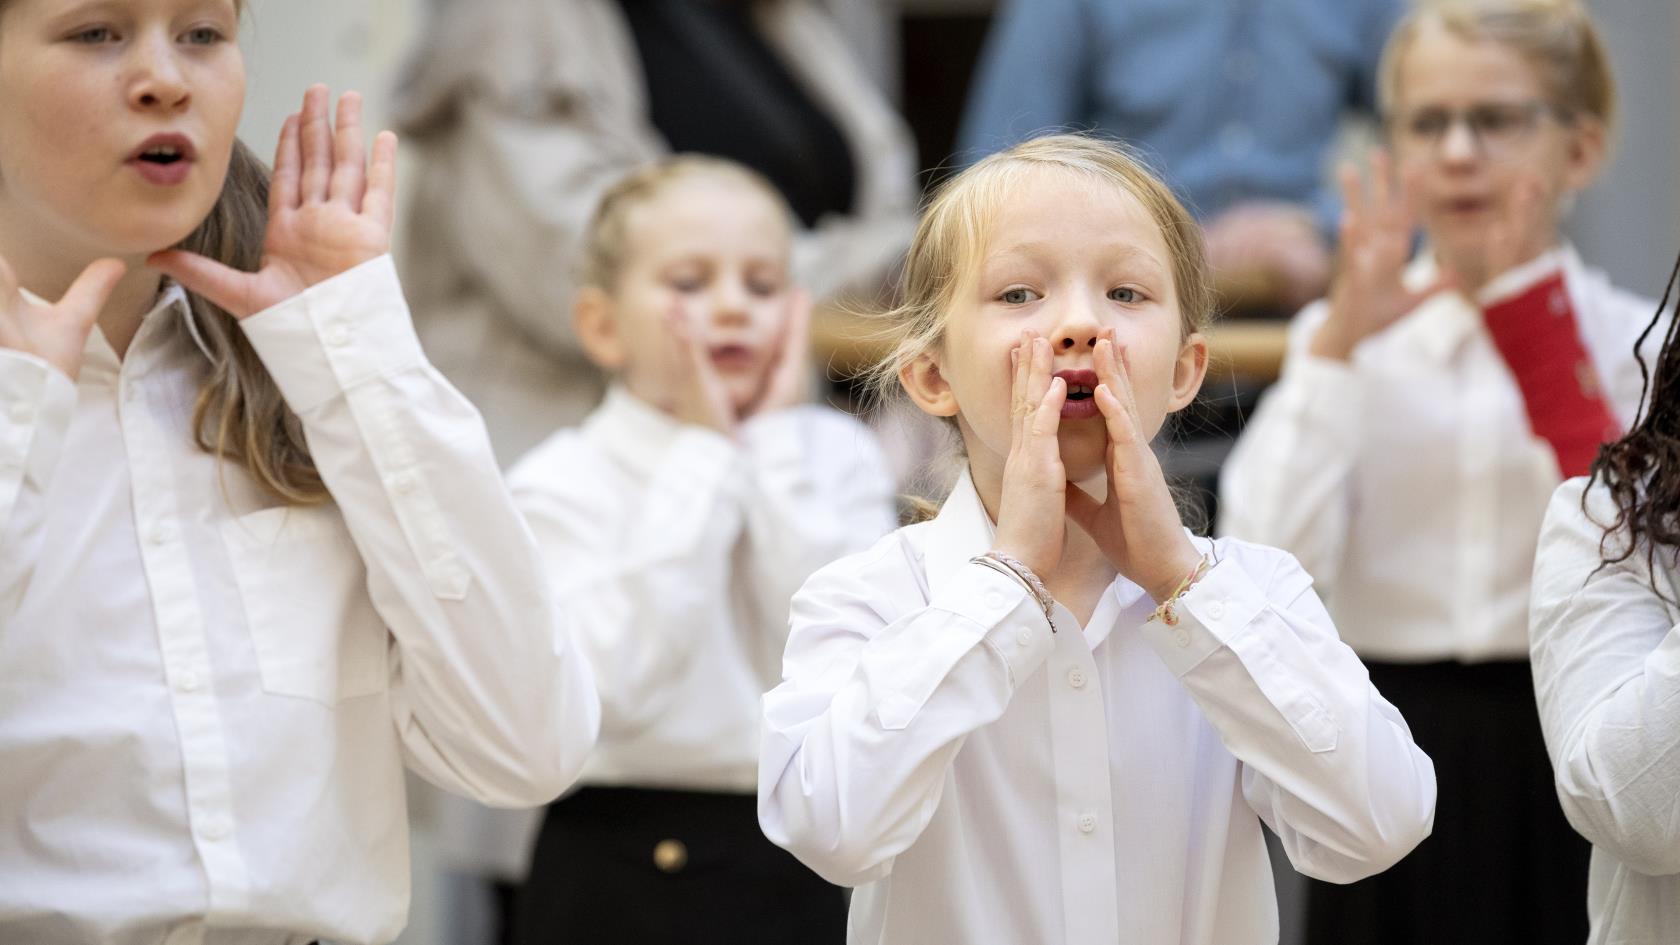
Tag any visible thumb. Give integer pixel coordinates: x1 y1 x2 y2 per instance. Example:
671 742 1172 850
58 258 128 332
148 250 256 318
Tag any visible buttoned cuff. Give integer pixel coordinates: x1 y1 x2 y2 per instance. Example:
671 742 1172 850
939 562 1056 687
0 349 77 497
240 255 425 414
1139 557 1268 677
1277 353 1362 442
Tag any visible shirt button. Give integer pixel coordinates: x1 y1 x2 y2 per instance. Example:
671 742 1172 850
985 591 1006 610
1173 628 1191 648
8 402 33 425
149 523 175 545
1015 628 1033 648
1077 813 1097 835
325 325 351 348
1067 667 1087 690
1206 601 1226 621
388 472 418 496
652 838 688 874
201 819 230 842
176 671 202 693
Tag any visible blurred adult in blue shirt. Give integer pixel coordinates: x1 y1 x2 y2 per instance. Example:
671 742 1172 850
958 0 1405 312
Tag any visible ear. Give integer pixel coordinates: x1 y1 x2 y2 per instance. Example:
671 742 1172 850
1166 331 1210 413
1561 115 1608 193
572 285 627 371
899 350 960 418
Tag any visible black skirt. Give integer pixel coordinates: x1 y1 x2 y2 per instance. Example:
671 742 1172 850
510 785 847 945
1304 659 1590 945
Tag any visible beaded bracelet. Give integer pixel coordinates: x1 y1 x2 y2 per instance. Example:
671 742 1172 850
970 551 1056 630
1148 554 1214 627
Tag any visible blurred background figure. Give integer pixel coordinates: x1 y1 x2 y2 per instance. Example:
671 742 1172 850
388 0 918 463
956 0 1406 315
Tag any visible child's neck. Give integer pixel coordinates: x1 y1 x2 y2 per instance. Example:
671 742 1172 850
0 228 161 360
970 459 1117 628
1436 235 1562 299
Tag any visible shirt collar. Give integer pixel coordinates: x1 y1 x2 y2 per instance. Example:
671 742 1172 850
583 384 695 479
1395 244 1579 364
21 279 192 383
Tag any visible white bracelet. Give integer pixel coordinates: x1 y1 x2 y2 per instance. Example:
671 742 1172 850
970 551 1055 630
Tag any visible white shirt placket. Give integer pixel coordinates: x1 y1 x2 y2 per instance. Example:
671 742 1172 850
1045 606 1120 944
116 345 252 916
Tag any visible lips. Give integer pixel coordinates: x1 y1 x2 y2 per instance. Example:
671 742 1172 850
708 343 758 371
1054 369 1100 420
125 133 197 186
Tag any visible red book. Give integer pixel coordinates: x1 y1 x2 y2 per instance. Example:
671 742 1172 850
1481 271 1621 478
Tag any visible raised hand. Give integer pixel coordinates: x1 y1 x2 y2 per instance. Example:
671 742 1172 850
0 254 127 381
1312 151 1453 361
1476 174 1552 290
149 85 398 319
663 298 738 434
990 331 1070 579
744 288 812 419
1063 335 1202 602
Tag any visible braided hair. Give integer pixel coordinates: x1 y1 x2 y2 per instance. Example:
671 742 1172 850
1587 249 1680 585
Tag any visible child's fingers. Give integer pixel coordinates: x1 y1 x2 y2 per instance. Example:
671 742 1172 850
361 131 399 231
1010 330 1034 444
1026 376 1067 447
147 250 254 319
297 85 334 204
1336 163 1365 242
57 258 127 333
269 113 302 215
327 91 367 210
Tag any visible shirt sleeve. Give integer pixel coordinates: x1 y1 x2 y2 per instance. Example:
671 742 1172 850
738 408 897 678
0 350 77 621
239 255 601 808
1218 301 1362 594
1530 478 1680 876
510 426 747 739
953 0 1090 162
1138 542 1438 883
758 544 1055 886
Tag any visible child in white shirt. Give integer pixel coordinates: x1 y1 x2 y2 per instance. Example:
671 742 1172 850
757 133 1436 945
1221 2 1651 940
0 2 599 942
507 155 895 945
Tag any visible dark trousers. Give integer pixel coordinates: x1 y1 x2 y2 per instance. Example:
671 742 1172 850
511 785 848 945
1305 660 1591 945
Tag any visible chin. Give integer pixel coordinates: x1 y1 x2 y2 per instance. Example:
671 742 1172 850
1057 433 1108 484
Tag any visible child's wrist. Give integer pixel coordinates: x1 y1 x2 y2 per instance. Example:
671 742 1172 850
1144 543 1207 604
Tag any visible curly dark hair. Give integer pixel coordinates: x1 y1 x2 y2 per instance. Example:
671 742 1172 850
1586 248 1680 583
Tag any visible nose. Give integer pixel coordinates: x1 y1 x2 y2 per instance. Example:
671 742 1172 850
710 278 751 328
128 34 191 112
1439 116 1480 165
1050 294 1102 353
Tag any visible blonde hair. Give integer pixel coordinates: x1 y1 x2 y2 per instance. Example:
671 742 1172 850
1 0 322 504
1378 0 1616 132
862 133 1213 406
577 155 793 292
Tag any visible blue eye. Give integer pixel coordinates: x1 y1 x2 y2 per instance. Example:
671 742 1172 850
70 26 116 43
1000 287 1040 305
1109 287 1142 304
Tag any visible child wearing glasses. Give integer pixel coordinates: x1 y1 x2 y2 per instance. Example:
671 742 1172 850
1220 1 1655 943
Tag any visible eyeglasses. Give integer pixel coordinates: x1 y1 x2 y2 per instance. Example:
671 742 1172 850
1389 100 1571 158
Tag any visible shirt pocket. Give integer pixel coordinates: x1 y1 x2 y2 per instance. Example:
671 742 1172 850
220 504 389 705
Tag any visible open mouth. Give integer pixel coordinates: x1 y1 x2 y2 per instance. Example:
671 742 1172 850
709 343 757 370
138 146 186 166
1054 369 1100 419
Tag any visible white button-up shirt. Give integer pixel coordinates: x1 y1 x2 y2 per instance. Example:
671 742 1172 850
759 471 1436 945
0 257 600 945
1220 247 1658 662
509 386 895 792
1530 478 1680 944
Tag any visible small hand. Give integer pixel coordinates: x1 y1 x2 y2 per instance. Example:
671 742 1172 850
1312 151 1454 360
0 254 127 381
744 288 812 419
990 330 1069 579
149 85 398 319
1063 334 1201 602
1476 175 1553 289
